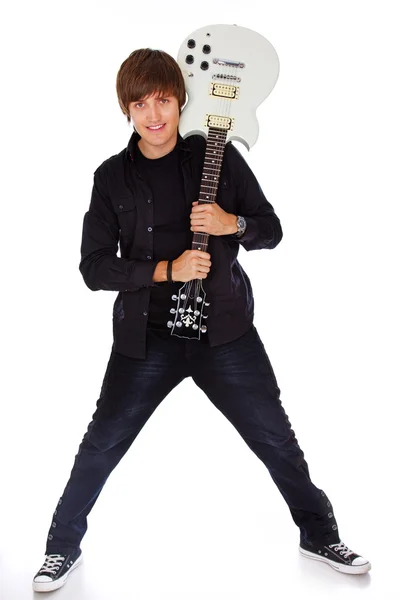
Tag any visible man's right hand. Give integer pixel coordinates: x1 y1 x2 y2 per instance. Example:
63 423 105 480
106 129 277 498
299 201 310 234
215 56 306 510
172 250 212 282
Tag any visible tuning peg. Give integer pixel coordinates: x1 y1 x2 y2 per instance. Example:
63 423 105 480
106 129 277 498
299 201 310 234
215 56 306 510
203 315 208 319
200 325 207 333
172 294 178 300
167 321 173 328
170 308 176 314
204 302 210 306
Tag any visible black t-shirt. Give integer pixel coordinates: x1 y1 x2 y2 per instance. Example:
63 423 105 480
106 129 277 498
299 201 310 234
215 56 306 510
135 141 209 342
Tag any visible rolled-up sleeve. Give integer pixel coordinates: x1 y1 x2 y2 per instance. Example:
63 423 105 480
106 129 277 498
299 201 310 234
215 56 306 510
226 142 283 251
79 166 158 291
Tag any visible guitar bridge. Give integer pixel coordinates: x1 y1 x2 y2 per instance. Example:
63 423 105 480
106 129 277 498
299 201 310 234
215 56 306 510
212 58 245 68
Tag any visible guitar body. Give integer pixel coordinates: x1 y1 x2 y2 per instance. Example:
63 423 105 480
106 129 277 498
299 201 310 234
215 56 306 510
177 23 280 149
167 24 279 339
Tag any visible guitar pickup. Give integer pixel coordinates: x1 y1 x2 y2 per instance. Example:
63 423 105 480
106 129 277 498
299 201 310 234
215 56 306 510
209 82 239 100
204 114 234 130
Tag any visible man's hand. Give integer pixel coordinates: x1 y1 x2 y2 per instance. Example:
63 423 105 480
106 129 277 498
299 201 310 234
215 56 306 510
190 201 238 236
172 250 212 282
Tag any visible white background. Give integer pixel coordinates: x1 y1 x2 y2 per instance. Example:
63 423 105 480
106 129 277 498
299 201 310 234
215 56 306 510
1 1 399 599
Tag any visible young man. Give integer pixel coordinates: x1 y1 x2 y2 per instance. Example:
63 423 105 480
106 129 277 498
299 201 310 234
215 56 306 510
33 48 371 592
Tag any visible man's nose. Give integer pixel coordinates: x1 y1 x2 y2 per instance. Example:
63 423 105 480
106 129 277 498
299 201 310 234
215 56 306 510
149 104 161 121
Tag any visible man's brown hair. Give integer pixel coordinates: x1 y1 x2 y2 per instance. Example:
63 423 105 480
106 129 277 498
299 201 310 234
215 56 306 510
116 48 187 126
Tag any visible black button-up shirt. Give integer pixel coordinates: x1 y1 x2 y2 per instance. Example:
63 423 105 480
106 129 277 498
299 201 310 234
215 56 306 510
79 130 283 358
134 135 194 333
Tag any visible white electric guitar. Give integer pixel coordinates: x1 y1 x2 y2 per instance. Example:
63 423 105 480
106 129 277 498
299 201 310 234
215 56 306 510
167 23 279 338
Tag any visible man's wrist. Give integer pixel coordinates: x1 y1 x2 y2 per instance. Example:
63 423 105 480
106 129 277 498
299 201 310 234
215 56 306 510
227 213 238 235
152 260 168 282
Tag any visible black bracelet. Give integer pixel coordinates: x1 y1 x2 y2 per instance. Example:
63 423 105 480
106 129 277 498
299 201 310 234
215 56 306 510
167 260 173 283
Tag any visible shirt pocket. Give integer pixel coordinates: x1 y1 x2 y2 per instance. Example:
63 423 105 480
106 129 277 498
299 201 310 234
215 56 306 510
217 177 236 213
115 196 137 241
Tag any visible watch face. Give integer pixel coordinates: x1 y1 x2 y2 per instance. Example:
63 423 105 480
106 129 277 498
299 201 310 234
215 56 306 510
237 216 246 232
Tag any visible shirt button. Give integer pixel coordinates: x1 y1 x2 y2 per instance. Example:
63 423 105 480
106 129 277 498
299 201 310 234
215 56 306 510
147 255 152 260
148 227 152 232
143 311 148 316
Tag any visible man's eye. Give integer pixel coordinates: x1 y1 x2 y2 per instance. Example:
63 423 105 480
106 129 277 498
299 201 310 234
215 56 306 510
134 99 168 108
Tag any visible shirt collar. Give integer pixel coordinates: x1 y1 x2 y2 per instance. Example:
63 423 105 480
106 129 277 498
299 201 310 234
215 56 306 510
126 129 191 162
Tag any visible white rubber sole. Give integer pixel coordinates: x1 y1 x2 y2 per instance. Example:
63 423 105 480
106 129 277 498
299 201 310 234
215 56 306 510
32 552 83 592
299 546 371 575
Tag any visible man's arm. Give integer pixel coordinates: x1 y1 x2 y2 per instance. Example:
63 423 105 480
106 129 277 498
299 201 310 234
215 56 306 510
79 166 160 292
224 141 283 251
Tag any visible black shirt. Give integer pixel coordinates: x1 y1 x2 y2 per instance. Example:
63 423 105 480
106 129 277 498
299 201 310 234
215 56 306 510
134 140 209 343
134 141 189 331
79 130 283 359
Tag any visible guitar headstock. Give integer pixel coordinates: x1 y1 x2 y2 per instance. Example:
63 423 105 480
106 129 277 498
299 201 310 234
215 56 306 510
167 280 210 339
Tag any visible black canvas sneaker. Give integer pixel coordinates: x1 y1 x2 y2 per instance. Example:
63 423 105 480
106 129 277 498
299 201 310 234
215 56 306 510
32 548 83 592
299 539 371 574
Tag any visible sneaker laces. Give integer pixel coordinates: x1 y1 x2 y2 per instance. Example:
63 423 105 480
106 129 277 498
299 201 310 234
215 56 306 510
328 541 355 558
39 554 66 575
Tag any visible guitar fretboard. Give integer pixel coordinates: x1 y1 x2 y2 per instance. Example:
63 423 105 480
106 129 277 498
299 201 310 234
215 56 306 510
192 126 228 252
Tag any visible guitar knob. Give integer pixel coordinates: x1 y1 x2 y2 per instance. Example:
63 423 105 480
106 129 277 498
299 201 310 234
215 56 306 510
170 308 176 314
196 296 202 302
181 294 187 300
192 324 199 330
200 325 207 333
178 308 184 314
172 294 178 300
176 321 182 328
167 321 173 328
194 310 200 316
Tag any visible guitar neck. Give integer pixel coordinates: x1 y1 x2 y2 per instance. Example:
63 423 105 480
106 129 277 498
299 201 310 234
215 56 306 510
191 127 228 252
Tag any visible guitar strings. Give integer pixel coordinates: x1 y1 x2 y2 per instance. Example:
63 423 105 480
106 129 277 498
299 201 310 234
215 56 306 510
178 60 239 333
186 60 237 321
183 61 229 314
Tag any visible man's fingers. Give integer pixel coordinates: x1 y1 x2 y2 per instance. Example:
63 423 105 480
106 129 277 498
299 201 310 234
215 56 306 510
191 250 211 259
191 205 211 214
197 265 210 273
191 214 208 222
190 258 211 269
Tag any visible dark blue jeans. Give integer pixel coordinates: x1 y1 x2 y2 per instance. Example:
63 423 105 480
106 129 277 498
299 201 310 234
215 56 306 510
45 325 340 554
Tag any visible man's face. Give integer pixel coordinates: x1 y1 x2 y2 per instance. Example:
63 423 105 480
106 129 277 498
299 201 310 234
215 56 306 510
128 91 180 159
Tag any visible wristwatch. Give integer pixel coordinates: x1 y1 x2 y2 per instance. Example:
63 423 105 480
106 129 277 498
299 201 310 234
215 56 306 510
235 215 247 238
